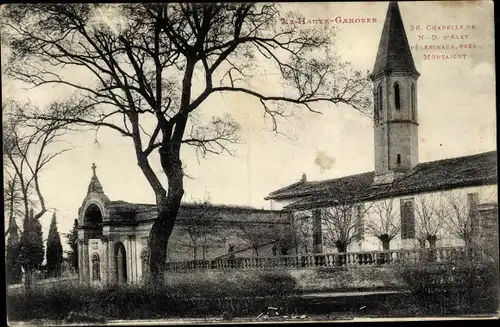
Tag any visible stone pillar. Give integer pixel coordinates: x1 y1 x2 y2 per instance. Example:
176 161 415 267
101 236 109 284
312 209 323 253
78 240 84 283
288 211 298 255
82 240 90 284
108 240 115 285
131 235 137 284
128 235 135 284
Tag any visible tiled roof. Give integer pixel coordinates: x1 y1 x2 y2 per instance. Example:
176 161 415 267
370 1 419 80
265 151 497 210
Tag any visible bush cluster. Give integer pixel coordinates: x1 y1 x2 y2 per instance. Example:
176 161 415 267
397 260 499 315
7 270 298 321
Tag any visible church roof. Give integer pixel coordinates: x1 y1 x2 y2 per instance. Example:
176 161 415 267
370 1 419 80
265 151 497 210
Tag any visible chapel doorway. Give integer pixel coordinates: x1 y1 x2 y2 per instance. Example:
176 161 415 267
115 242 127 283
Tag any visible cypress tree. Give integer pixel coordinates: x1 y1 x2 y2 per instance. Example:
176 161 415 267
66 219 79 273
5 218 22 285
46 212 63 277
19 208 45 288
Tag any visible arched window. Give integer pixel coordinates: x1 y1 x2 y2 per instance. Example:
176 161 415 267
394 83 401 110
91 253 100 282
397 154 401 166
411 84 416 120
140 248 150 279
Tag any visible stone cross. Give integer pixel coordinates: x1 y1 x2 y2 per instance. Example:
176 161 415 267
92 163 97 175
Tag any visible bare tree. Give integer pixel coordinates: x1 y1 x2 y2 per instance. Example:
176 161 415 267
438 190 489 249
3 101 71 289
179 200 213 260
367 199 401 250
3 171 25 237
3 4 371 282
322 202 371 253
3 102 71 225
236 223 282 257
414 194 447 249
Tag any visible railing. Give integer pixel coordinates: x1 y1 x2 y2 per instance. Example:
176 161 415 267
164 246 486 272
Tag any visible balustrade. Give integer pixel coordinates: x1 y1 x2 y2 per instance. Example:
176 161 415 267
163 246 484 272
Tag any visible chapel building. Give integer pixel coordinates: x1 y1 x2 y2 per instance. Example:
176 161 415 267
77 164 290 285
265 1 498 253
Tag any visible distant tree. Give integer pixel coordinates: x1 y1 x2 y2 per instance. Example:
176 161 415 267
367 199 401 250
46 212 64 277
19 208 45 289
293 212 313 254
414 194 447 249
322 204 367 253
236 223 282 257
180 201 213 260
3 172 25 238
3 101 71 289
66 219 79 273
5 214 22 285
2 3 371 283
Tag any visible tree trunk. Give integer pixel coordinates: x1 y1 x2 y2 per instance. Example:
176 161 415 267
335 240 348 253
335 240 348 266
427 235 437 248
24 268 33 293
193 245 197 261
426 235 437 262
147 146 184 285
379 234 391 251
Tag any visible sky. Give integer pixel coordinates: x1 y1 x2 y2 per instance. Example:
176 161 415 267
2 2 496 251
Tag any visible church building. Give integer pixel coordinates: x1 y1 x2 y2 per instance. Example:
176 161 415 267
265 2 497 253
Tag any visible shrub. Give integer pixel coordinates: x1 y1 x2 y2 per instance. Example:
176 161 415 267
7 270 298 321
397 260 499 315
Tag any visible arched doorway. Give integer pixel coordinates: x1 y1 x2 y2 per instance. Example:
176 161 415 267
115 242 127 283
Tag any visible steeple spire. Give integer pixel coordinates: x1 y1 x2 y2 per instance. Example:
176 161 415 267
370 1 419 81
87 162 104 194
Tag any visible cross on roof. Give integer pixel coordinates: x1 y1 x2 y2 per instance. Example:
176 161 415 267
91 163 97 175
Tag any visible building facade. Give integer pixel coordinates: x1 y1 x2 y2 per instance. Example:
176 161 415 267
265 2 498 254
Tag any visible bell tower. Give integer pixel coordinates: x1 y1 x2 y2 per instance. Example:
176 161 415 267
371 1 420 185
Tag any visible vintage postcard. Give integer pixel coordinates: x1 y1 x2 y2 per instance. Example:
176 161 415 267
3 1 498 325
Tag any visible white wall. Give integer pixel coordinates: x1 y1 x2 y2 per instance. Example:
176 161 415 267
292 184 497 253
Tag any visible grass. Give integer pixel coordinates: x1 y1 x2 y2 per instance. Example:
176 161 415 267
7 263 499 322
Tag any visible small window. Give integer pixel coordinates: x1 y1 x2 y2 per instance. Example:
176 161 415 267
394 83 401 110
397 154 401 165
